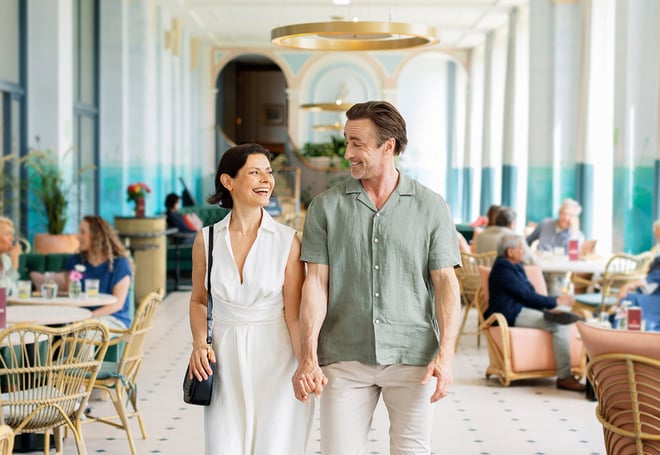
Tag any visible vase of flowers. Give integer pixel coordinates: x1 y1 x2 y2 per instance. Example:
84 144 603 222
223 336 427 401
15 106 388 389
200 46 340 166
127 182 151 217
68 264 85 298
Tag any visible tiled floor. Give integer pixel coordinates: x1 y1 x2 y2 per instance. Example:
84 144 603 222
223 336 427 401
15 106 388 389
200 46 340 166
45 291 605 455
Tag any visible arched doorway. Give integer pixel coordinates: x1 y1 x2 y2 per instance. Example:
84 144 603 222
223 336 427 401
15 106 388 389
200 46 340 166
215 54 287 159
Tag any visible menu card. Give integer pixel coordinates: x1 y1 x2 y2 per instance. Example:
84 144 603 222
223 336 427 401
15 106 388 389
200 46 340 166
627 307 642 331
0 287 6 329
568 239 579 261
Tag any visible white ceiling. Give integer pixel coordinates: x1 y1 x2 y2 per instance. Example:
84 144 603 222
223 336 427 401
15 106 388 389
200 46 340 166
162 0 528 51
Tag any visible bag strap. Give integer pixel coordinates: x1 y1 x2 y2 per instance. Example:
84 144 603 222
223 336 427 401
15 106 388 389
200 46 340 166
206 224 214 345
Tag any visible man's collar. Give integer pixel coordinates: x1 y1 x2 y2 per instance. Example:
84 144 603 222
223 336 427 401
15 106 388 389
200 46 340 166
344 171 415 196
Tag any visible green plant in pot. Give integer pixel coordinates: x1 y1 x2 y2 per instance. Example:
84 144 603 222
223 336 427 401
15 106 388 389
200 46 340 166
302 136 349 169
24 148 94 253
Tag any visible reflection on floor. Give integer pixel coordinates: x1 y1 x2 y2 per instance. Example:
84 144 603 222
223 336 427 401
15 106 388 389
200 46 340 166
45 291 604 454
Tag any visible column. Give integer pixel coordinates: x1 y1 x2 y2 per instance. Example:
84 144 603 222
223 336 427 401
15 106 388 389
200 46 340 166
576 0 615 247
611 0 658 252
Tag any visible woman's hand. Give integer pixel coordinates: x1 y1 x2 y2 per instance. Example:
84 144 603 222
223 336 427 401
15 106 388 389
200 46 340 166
189 344 216 381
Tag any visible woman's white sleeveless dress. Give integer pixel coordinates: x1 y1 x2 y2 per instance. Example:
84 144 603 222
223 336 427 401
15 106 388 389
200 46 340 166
203 211 314 454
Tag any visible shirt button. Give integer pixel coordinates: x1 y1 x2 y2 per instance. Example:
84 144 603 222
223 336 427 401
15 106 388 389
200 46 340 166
374 292 380 297
374 238 379 243
374 265 379 270
374 319 380 324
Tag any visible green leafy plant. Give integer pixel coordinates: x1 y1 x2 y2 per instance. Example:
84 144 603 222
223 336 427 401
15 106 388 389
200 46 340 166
24 148 94 234
301 136 349 169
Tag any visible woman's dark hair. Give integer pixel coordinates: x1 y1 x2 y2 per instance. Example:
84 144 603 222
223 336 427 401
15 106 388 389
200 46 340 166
346 101 408 156
165 193 180 210
207 143 271 209
486 205 502 226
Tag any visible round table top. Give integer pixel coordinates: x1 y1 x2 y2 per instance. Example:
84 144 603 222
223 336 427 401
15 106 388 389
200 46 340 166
6 305 92 325
574 293 619 307
537 256 609 274
7 293 117 308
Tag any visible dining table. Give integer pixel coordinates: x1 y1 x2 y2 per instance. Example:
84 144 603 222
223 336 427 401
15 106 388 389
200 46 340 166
6 305 92 326
7 292 117 308
536 255 609 274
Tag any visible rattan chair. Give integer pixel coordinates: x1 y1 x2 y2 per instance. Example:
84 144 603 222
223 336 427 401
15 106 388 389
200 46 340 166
478 265 586 386
455 250 497 351
572 252 653 314
0 424 14 455
577 322 660 454
0 320 110 455
83 290 163 455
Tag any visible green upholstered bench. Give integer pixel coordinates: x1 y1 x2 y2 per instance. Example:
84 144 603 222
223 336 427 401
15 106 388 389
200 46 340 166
167 205 230 290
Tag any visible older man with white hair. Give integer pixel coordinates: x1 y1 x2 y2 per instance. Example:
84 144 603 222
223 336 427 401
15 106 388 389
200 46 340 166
526 198 585 253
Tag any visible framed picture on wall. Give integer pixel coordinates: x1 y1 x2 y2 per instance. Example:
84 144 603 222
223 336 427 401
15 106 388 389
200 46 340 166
263 104 284 125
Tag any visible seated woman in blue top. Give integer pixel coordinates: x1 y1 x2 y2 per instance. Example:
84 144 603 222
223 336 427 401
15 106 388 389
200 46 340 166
64 215 133 329
486 234 585 392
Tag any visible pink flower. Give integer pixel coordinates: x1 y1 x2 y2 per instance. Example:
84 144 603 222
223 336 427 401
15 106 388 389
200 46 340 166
69 270 83 282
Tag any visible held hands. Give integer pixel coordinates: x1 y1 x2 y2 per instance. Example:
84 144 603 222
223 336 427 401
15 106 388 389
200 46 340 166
421 353 453 403
292 360 327 403
189 344 216 381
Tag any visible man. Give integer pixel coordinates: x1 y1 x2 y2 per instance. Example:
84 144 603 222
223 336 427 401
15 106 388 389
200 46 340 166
526 198 585 252
474 206 536 264
526 199 586 295
293 101 461 454
486 234 585 392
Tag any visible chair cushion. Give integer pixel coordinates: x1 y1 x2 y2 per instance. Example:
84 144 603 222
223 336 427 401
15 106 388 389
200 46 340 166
489 324 583 372
29 271 67 293
577 322 660 359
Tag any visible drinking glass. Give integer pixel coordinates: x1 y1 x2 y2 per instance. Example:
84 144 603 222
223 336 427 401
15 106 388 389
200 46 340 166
17 280 32 299
85 279 100 297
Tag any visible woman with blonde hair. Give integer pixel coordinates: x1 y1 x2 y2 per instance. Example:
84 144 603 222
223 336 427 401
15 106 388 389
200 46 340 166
64 215 133 329
0 216 20 296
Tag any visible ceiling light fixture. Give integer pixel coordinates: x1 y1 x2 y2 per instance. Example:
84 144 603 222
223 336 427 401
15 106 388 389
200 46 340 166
312 122 344 132
271 20 438 51
300 100 354 112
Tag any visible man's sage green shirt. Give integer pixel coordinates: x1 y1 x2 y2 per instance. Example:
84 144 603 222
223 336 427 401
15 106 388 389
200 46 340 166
301 173 461 366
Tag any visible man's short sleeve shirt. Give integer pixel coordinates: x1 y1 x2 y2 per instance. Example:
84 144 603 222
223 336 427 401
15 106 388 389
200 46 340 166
301 173 460 366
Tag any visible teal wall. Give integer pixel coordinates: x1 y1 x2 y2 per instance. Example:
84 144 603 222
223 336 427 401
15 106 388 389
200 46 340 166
613 164 655 253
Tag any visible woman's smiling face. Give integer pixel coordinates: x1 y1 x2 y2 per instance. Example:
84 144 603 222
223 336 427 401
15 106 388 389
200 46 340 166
222 153 274 208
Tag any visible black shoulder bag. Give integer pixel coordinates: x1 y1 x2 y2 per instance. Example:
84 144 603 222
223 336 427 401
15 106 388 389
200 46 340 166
183 224 216 405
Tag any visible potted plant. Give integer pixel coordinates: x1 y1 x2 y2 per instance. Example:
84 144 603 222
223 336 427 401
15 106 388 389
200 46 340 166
24 148 93 253
301 136 349 169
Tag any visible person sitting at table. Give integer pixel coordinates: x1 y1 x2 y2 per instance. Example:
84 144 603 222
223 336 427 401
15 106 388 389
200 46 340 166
474 207 536 264
64 215 133 329
486 234 585 392
470 204 501 252
0 216 21 296
526 198 585 252
165 192 198 245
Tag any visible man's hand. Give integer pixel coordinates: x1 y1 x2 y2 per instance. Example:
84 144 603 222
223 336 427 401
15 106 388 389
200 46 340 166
421 353 453 403
292 361 327 403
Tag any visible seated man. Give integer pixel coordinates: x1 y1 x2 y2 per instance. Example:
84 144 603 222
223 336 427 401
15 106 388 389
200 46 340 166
165 193 197 245
486 234 585 392
526 198 585 252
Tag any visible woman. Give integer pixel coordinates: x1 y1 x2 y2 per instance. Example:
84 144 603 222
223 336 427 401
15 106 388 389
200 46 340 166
0 216 20 296
187 143 313 454
64 215 133 329
165 192 197 245
486 234 585 392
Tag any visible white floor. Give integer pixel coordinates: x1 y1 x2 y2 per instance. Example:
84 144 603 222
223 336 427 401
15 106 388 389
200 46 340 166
42 291 605 455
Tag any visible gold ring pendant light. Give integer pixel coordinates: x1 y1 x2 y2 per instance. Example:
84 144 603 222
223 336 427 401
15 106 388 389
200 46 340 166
271 21 438 51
